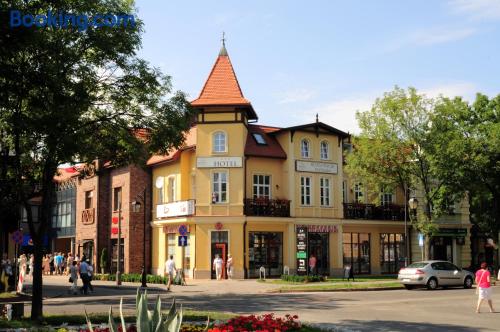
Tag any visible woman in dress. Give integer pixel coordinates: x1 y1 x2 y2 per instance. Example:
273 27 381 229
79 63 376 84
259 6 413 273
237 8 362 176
476 262 495 313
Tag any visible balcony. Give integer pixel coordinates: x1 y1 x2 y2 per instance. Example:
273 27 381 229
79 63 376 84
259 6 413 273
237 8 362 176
244 198 291 217
82 208 95 225
343 203 406 221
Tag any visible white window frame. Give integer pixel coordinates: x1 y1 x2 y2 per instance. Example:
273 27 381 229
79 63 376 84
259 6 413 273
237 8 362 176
320 140 330 160
342 180 348 203
320 177 332 207
380 188 394 206
167 233 176 258
253 174 271 199
300 176 312 206
301 139 311 159
212 131 227 153
167 176 176 203
354 183 365 203
212 170 228 204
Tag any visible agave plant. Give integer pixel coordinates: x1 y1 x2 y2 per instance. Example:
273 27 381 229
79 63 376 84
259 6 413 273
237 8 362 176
85 289 183 332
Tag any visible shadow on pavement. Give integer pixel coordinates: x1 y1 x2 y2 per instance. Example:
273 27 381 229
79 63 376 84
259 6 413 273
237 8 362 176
327 319 484 332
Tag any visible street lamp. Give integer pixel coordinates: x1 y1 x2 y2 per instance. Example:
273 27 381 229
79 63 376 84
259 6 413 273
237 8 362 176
408 197 419 262
131 188 147 289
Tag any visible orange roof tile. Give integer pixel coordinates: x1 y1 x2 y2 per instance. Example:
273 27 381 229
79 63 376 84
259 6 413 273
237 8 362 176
147 127 197 166
53 167 80 182
245 125 287 159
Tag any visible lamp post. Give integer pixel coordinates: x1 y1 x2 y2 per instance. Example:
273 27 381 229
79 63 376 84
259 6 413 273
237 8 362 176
408 197 419 262
131 188 147 289
116 207 122 286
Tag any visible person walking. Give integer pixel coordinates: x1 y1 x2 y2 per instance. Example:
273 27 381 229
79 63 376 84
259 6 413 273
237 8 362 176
213 254 223 280
79 259 90 295
226 254 233 280
476 262 495 313
164 255 176 292
69 261 78 295
42 255 50 275
87 259 94 293
28 254 34 278
49 254 54 275
309 254 317 276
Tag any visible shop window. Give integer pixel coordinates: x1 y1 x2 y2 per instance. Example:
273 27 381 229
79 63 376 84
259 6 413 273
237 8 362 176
110 239 124 273
212 171 227 203
300 176 312 206
320 141 329 160
249 232 283 278
253 175 271 199
113 187 122 211
184 237 190 271
343 232 370 274
354 183 364 203
301 139 311 158
380 233 405 273
320 177 331 207
213 131 227 153
167 233 176 258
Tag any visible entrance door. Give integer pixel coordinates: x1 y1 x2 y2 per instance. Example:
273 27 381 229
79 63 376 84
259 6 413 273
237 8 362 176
431 237 453 261
308 233 329 275
211 231 228 279
249 232 283 278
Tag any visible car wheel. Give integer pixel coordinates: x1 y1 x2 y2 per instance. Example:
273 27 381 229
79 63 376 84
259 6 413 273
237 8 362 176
464 276 473 289
404 284 414 290
427 278 438 290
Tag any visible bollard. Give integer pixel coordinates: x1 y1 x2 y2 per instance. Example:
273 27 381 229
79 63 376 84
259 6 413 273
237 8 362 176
259 266 266 280
283 266 290 276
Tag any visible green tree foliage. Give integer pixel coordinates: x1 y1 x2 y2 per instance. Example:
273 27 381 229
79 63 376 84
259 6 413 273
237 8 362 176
0 0 194 321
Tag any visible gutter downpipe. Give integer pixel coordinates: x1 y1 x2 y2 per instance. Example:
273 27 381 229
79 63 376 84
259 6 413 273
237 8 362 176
243 156 249 279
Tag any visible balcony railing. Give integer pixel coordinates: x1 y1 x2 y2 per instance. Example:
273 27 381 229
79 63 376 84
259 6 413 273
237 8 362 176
82 208 95 225
244 198 291 217
343 203 406 221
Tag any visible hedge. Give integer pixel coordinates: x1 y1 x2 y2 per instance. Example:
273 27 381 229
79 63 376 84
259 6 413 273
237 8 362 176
280 274 325 283
93 273 168 284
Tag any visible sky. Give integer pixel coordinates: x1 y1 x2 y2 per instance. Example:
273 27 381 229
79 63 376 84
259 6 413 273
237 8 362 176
135 0 500 133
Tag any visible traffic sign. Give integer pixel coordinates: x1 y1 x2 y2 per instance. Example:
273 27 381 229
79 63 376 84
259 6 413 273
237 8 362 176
418 233 424 247
178 224 188 236
11 230 23 244
178 235 188 247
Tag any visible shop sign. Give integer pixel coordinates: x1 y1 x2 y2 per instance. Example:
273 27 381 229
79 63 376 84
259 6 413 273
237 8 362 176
196 156 242 168
296 225 308 276
295 160 338 174
163 225 190 234
434 228 467 237
297 225 338 233
156 200 195 218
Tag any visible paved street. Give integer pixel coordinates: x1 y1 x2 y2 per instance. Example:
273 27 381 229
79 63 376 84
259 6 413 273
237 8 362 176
21 276 500 331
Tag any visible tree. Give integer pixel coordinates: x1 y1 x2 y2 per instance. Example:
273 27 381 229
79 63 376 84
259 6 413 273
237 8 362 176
345 87 453 260
0 0 194 321
430 94 500 237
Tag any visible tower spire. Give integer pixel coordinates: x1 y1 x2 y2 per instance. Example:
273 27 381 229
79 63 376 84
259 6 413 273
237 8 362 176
219 31 228 56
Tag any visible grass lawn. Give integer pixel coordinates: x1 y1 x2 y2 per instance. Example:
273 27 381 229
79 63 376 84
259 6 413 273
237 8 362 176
276 281 403 292
260 276 397 285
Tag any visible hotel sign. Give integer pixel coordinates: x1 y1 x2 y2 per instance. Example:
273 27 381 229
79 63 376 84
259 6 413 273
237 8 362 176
296 160 338 174
196 157 242 168
157 200 195 218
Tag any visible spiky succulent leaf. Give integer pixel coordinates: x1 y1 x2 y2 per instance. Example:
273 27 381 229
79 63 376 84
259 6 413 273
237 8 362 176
137 293 150 332
151 295 162 331
108 307 118 332
120 298 126 331
84 308 94 332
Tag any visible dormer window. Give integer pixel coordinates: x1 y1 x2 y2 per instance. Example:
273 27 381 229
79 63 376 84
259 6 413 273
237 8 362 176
252 133 267 145
320 141 329 160
301 139 310 158
213 131 227 153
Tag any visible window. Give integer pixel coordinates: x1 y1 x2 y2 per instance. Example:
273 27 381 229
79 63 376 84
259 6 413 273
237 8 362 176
343 233 371 274
158 187 164 204
168 177 176 203
380 233 405 273
167 233 176 258
253 175 271 199
300 176 312 205
354 183 364 203
212 171 227 203
213 131 227 153
113 187 122 211
252 133 267 145
342 180 348 203
320 141 329 160
380 187 394 206
184 236 191 270
301 139 310 158
85 191 93 209
320 177 331 206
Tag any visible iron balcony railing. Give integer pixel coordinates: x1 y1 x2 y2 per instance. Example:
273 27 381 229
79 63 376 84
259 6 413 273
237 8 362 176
244 198 291 217
343 203 406 221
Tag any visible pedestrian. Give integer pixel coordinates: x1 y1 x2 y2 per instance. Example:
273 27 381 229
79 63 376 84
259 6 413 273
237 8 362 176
309 254 317 276
43 255 50 275
1 254 12 292
28 254 34 277
164 255 176 291
66 253 74 275
79 259 90 295
226 254 233 280
49 254 54 275
213 254 223 280
69 260 78 295
87 259 94 293
475 262 495 313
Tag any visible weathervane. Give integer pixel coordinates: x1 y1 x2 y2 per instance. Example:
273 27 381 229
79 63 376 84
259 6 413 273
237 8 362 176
221 31 226 47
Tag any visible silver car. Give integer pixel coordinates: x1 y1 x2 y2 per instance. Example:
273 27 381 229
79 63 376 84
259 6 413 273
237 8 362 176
398 260 474 290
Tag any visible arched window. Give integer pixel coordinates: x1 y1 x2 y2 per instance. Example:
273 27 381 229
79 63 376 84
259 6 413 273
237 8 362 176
301 139 310 158
213 131 226 153
320 141 329 160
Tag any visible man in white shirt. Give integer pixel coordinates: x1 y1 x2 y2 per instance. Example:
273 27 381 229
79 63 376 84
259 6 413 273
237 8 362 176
164 255 176 291
79 259 89 294
213 254 223 280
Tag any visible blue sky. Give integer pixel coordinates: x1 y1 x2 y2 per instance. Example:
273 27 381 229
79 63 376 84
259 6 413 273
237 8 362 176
135 0 500 133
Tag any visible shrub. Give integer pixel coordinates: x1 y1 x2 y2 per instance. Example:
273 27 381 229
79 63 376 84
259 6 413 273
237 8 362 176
280 275 325 283
93 274 168 285
100 248 108 273
209 314 300 332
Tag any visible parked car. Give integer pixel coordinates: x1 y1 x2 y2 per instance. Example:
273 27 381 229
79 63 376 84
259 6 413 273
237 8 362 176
398 260 474 290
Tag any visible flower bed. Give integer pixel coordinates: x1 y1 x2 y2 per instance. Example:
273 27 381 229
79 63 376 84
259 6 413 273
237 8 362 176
209 313 301 332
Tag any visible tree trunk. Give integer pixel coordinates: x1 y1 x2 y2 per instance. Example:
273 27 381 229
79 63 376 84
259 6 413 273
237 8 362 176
30 244 44 322
424 236 431 261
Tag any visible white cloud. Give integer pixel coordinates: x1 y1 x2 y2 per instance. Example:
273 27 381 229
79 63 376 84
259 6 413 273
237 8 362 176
421 82 477 100
410 27 477 46
276 88 316 104
449 0 500 20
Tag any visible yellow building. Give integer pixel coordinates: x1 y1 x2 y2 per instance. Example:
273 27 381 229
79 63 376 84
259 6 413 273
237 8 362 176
147 43 471 278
